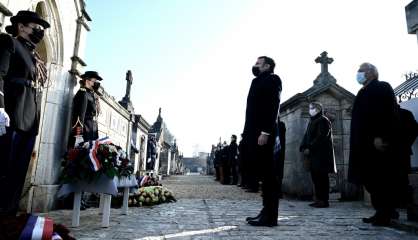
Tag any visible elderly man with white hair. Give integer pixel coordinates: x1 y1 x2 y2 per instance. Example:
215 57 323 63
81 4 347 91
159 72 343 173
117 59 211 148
348 62 402 226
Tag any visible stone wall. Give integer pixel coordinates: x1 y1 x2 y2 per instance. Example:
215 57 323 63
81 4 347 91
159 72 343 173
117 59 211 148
97 89 131 150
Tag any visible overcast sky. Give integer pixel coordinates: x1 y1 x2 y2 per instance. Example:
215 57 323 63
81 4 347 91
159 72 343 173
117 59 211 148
85 0 418 156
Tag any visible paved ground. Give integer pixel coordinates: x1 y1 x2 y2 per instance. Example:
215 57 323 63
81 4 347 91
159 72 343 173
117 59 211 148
46 175 418 240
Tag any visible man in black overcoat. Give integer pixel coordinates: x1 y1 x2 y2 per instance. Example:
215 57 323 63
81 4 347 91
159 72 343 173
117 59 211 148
220 141 230 184
213 144 221 181
300 102 336 208
348 62 401 226
228 135 239 185
397 106 418 219
0 11 50 216
243 56 282 227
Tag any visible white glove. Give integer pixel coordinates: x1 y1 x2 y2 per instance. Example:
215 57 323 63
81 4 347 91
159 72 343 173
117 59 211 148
74 135 84 147
0 108 10 136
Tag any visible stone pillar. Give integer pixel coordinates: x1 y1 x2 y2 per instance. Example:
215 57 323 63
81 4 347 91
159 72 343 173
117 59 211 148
167 151 171 176
281 106 314 199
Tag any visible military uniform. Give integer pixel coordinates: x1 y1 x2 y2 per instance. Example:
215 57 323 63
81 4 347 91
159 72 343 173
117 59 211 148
0 11 50 215
69 87 99 146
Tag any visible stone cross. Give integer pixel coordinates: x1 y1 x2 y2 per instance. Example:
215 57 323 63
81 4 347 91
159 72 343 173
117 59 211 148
125 70 133 99
315 51 333 74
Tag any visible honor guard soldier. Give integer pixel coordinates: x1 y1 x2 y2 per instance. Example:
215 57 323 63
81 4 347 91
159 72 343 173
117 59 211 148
0 11 50 216
69 71 103 147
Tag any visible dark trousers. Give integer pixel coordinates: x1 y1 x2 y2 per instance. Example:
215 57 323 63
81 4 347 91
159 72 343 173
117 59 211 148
310 170 330 202
214 166 220 180
0 128 36 215
364 180 397 218
221 163 230 184
231 164 238 185
250 138 279 220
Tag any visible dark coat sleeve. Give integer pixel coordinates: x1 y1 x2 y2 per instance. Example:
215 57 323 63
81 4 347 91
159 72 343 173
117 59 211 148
0 34 15 108
370 82 398 142
309 118 331 151
72 90 88 130
401 108 418 149
260 76 282 134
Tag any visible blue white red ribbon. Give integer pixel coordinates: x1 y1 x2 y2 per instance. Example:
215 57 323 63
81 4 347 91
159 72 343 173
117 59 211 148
19 215 53 240
89 136 112 171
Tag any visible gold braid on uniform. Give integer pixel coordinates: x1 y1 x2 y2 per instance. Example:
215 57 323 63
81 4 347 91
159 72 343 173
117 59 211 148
34 51 48 87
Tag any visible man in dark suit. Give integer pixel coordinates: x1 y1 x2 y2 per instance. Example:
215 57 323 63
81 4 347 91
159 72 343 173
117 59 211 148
300 102 336 208
0 11 50 216
348 62 401 226
243 56 282 227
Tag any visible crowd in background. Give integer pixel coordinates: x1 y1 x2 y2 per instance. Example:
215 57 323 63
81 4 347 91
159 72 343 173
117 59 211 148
211 121 286 194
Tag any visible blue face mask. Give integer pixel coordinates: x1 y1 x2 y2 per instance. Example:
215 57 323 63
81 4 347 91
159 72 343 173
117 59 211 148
356 72 366 84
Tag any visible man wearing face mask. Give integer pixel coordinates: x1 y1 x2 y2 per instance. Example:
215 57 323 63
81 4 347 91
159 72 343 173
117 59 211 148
300 102 336 208
243 56 282 227
0 11 49 216
69 71 103 148
348 63 401 226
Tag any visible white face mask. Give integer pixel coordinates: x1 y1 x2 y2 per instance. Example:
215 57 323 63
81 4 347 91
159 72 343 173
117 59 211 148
356 72 366 84
309 108 318 117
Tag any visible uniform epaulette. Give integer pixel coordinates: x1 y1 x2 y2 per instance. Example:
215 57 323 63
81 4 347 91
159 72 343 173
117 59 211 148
79 87 86 92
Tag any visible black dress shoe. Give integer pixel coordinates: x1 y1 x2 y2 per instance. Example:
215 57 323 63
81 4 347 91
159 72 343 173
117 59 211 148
245 189 259 193
363 211 399 224
312 201 329 208
362 215 376 223
371 217 391 227
246 211 263 221
247 218 277 227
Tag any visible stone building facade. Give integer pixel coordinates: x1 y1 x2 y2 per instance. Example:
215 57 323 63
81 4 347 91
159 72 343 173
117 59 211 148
148 109 183 176
406 0 418 43
132 114 151 173
280 52 359 200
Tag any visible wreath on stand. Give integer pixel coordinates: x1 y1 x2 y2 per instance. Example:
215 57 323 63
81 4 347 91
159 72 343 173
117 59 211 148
60 138 134 184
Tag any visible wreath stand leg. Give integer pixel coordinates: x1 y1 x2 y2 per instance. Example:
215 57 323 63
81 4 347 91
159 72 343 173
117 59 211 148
99 193 104 214
101 194 111 228
72 192 82 227
122 187 129 215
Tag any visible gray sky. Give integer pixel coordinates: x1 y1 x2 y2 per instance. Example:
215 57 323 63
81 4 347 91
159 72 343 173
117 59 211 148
85 0 418 156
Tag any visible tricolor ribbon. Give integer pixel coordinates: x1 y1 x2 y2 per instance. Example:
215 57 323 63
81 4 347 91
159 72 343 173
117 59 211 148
88 136 112 171
19 215 53 240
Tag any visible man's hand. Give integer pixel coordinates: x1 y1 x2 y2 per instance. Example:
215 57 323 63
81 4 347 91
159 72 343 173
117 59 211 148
303 149 310 156
258 134 269 146
0 108 10 136
374 137 388 152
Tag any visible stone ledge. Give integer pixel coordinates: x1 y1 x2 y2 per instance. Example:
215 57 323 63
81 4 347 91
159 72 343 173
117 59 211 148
0 3 12 16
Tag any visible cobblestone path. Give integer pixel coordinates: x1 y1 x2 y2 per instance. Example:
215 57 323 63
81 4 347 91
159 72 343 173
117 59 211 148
46 175 418 239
